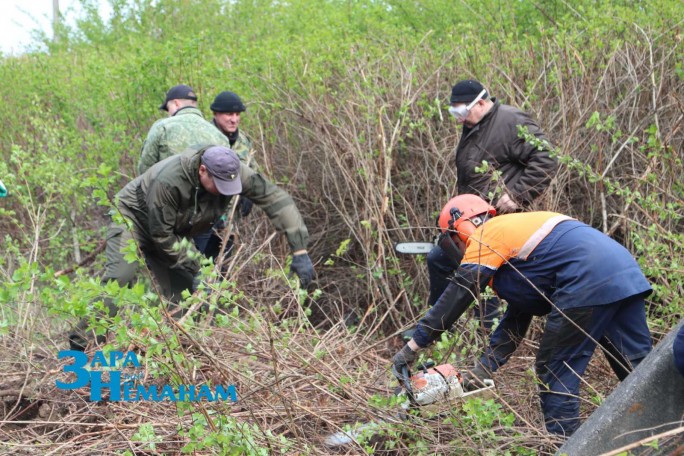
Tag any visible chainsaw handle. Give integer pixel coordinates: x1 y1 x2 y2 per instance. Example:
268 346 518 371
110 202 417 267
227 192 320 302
401 365 413 399
416 361 435 373
391 364 418 405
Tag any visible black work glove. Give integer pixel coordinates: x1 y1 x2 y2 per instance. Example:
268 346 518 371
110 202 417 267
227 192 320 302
238 197 253 217
461 361 492 391
392 344 417 381
290 253 315 287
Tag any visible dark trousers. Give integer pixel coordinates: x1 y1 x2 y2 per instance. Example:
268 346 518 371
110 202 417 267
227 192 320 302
427 245 500 328
193 230 219 257
535 295 652 436
194 217 234 264
69 221 194 350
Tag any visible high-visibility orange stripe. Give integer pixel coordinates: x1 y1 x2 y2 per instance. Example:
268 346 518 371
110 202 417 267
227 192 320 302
461 212 576 270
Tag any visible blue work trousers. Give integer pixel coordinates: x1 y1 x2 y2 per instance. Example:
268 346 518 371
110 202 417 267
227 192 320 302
535 295 652 436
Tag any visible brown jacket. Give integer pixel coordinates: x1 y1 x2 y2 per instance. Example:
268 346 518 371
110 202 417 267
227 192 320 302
455 100 557 207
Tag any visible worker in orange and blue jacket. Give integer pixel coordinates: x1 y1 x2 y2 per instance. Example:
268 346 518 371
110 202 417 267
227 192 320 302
392 194 652 436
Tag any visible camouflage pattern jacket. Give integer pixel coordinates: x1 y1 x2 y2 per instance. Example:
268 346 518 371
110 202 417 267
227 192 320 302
119 146 309 275
137 107 230 175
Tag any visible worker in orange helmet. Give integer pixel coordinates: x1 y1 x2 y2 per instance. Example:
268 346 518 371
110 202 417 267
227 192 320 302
392 194 652 436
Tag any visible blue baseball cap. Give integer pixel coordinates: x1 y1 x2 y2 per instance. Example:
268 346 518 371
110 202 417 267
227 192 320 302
200 146 242 195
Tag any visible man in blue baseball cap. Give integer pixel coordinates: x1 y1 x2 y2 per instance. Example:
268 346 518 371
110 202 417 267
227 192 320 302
69 145 315 351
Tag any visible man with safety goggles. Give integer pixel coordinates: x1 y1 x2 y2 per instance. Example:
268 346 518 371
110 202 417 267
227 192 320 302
426 79 558 330
446 79 557 214
448 88 488 124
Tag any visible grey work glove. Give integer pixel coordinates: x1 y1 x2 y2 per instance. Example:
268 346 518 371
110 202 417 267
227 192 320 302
392 344 417 381
495 192 519 214
290 253 315 287
461 361 492 391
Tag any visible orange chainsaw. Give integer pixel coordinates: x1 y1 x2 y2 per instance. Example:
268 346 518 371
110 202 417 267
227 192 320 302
324 362 495 447
394 361 494 414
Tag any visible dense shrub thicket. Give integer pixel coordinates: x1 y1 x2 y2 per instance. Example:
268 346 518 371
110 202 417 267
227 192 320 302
0 0 682 454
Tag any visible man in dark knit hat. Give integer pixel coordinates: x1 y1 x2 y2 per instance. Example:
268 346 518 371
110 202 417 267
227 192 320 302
210 91 258 171
447 79 557 213
209 90 259 220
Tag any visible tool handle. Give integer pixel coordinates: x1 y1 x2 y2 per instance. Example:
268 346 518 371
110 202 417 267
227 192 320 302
416 361 435 373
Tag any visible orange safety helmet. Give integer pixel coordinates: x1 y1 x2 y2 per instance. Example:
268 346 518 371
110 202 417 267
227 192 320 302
437 194 496 243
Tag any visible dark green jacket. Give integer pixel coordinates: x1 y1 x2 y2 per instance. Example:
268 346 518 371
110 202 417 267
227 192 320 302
118 146 309 275
137 107 231 175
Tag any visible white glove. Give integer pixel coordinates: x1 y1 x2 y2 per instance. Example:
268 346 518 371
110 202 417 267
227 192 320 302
496 193 519 213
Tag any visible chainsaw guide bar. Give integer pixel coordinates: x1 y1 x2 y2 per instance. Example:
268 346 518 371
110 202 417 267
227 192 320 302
394 242 435 255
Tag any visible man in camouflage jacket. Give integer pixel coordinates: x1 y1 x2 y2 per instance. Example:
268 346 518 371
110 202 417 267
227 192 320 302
210 90 260 221
210 90 259 172
137 84 232 175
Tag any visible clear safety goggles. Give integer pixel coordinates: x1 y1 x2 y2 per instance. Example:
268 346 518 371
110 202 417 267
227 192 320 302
448 89 487 121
